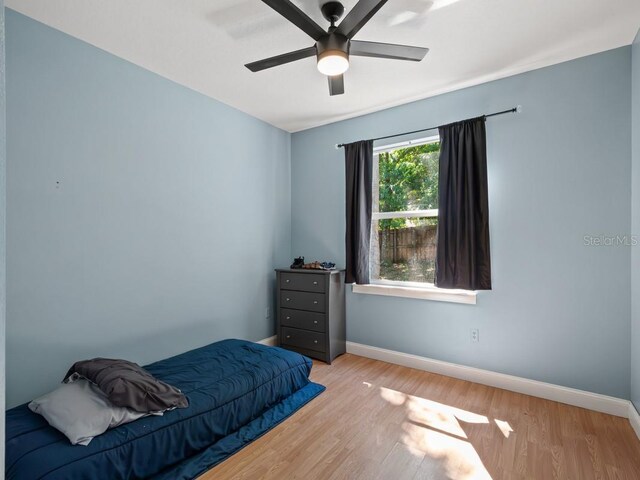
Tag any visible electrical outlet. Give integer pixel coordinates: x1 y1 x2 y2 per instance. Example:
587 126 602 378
265 307 271 319
471 328 479 343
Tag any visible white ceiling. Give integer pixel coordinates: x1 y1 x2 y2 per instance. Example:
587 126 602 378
6 0 640 132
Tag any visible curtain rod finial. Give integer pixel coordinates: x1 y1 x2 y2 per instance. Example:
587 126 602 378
516 105 523 113
335 143 342 149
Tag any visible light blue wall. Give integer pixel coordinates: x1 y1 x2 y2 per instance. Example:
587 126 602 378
5 10 290 407
292 47 632 398
632 28 640 412
1 0 6 471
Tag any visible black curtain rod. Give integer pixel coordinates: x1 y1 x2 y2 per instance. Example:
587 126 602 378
336 106 522 148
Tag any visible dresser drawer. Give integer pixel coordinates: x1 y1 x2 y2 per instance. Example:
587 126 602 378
281 327 326 353
280 291 325 313
280 272 325 293
280 308 326 333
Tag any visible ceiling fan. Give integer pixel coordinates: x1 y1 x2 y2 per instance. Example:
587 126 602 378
245 0 429 96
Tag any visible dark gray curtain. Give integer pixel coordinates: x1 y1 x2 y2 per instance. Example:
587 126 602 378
345 140 374 284
435 116 492 290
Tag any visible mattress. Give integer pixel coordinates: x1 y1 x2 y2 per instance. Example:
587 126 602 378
6 339 324 480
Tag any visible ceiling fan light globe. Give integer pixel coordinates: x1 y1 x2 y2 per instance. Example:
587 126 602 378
317 50 349 76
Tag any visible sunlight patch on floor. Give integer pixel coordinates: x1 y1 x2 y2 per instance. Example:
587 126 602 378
380 386 489 438
403 423 493 480
494 419 513 438
379 386 494 480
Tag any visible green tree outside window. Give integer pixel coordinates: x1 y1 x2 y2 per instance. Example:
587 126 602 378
378 142 440 229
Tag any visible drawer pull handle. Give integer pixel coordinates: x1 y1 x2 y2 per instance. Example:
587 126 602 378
286 316 291 320
313 281 318 285
314 320 318 324
286 279 290 283
313 301 318 304
314 340 318 344
286 335 291 339
286 298 290 302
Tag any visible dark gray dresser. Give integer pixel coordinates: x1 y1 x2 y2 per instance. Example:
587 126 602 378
275 268 346 364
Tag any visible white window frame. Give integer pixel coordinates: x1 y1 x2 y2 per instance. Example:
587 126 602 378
352 135 477 305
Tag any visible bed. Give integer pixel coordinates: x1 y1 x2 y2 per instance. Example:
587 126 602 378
6 339 325 480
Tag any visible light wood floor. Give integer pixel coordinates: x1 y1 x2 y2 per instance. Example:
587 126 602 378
200 354 640 480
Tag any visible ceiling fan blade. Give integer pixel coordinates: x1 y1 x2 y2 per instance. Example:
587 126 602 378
262 0 327 41
350 40 429 61
336 0 389 39
328 74 345 96
245 46 316 72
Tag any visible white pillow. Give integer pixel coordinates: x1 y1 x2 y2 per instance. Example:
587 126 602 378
29 378 153 445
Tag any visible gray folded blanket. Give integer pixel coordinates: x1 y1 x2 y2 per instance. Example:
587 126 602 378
64 358 189 413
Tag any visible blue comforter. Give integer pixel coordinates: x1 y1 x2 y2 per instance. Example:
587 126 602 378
6 339 324 479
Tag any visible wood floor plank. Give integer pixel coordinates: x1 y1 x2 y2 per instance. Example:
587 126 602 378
198 354 640 480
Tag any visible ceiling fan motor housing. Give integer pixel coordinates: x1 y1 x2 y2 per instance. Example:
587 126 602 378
316 32 350 62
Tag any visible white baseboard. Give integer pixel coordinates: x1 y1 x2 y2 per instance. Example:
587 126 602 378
346 341 631 419
629 402 640 439
257 335 278 347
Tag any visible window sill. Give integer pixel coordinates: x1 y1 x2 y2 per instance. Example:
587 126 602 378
351 283 477 305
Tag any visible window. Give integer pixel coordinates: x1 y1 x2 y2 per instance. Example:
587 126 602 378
370 137 440 286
